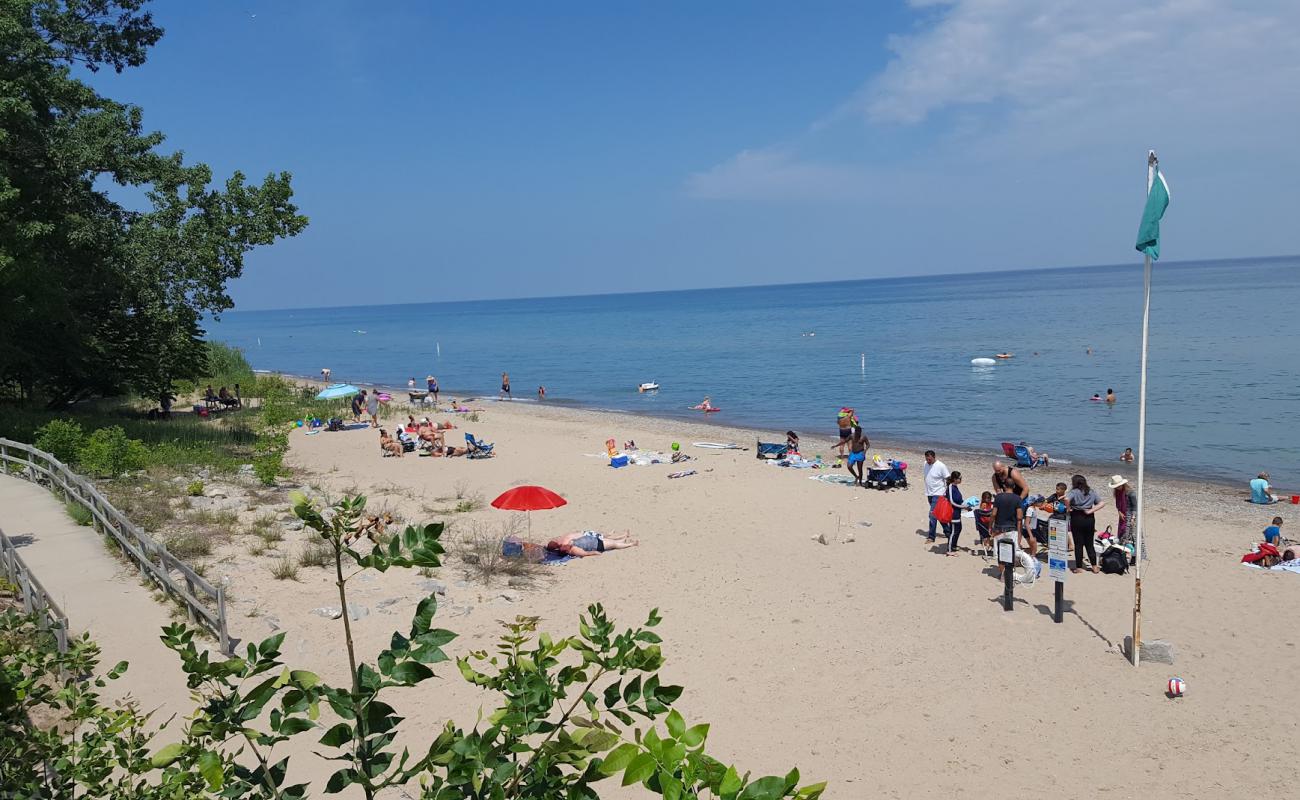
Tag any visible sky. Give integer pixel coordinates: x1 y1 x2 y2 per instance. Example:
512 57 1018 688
88 0 1300 310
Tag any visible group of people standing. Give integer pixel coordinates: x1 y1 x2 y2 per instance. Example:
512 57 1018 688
922 451 1129 574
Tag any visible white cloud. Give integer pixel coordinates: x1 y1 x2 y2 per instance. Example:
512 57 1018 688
684 148 873 201
691 0 1300 199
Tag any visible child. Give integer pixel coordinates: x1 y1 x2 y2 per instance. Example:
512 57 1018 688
786 430 800 454
1263 516 1285 546
973 491 994 556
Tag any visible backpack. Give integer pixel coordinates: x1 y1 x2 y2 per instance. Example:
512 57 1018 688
1100 546 1129 575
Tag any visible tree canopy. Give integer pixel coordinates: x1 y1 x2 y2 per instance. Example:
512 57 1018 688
0 0 308 404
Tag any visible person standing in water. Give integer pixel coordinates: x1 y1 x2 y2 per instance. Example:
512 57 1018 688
538 385 546 401
500 372 511 399
1106 388 1116 404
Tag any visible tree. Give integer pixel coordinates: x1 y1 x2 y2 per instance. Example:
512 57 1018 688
0 0 307 404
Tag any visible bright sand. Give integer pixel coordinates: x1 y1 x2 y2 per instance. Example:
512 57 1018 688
33 392 1300 797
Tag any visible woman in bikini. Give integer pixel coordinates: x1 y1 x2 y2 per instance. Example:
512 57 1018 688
545 531 639 557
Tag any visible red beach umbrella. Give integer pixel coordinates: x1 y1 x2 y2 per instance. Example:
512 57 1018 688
490 485 567 537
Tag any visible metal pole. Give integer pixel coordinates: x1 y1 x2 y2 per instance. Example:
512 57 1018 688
1131 249 1152 666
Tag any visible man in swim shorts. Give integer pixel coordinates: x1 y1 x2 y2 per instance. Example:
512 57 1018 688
846 426 868 485
835 408 857 457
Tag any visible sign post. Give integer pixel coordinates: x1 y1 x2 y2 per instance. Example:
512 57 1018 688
998 539 1015 611
1048 517 1069 623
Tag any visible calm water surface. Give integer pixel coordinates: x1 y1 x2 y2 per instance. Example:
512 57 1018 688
209 256 1300 483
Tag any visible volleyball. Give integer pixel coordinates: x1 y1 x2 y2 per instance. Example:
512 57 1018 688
1167 677 1186 697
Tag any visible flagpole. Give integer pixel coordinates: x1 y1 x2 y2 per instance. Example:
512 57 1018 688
1131 150 1157 667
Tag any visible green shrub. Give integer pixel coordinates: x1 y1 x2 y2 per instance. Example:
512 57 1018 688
34 419 85 464
186 479 204 496
78 426 148 477
270 556 298 581
65 500 94 526
252 429 287 485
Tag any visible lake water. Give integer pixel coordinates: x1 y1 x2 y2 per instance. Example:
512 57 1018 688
209 256 1300 483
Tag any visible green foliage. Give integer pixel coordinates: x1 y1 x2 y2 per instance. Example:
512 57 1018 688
0 0 307 404
186 479 205 496
0 494 826 799
78 426 148 477
65 500 94 526
34 418 85 464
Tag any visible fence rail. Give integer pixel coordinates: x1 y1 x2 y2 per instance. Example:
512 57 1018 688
0 525 70 653
0 437 230 653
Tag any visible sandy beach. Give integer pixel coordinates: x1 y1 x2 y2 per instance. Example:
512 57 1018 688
133 383 1292 799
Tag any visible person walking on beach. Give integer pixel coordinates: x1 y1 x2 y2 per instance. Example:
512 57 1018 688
1067 474 1105 573
427 375 439 406
992 484 1024 577
500 372 511 399
835 408 857 458
846 426 868 486
923 450 951 545
366 388 380 428
352 390 366 423
941 471 964 556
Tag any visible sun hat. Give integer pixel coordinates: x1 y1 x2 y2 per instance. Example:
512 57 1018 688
1107 475 1129 490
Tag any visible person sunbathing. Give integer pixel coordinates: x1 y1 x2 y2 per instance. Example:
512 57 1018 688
417 425 444 449
378 429 403 457
545 530 639 557
431 444 469 457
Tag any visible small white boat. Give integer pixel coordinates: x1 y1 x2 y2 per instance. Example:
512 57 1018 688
638 382 660 393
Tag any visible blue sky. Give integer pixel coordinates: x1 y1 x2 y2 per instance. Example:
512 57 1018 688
91 1 1300 310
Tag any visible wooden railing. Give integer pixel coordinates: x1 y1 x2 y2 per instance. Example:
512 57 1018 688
0 438 231 653
0 524 70 653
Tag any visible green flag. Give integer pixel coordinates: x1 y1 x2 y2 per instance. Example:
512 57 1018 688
1135 162 1170 260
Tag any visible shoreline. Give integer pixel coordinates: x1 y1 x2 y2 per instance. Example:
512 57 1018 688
276 370 1260 503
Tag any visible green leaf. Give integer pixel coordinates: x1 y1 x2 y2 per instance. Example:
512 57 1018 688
600 743 639 775
277 717 316 735
720 766 743 796
197 750 224 791
325 767 358 793
149 742 184 768
795 782 828 799
290 669 320 689
622 752 657 786
319 722 353 748
661 771 684 800
739 776 788 800
681 723 710 748
665 708 686 738
389 661 434 685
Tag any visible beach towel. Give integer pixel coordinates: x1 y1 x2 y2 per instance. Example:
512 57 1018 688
667 470 697 479
1272 559 1300 574
810 474 857 486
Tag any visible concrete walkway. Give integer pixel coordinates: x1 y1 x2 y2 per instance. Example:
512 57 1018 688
0 474 193 715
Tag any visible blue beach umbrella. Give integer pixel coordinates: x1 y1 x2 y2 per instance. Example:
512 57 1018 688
316 383 360 400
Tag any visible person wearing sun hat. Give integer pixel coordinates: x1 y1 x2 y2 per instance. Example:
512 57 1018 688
1107 475 1136 543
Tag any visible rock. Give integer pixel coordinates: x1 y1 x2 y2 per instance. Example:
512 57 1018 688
286 520 305 531
204 487 228 499
418 579 448 595
1139 639 1176 665
507 577 530 588
454 580 472 589
238 463 256 476
497 590 522 603
171 476 188 485
198 468 211 480
311 607 342 620
376 597 402 608
346 603 369 621
814 534 829 546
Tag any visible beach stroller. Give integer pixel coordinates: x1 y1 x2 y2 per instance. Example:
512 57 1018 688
465 432 494 459
1013 444 1046 470
756 440 790 460
865 460 908 490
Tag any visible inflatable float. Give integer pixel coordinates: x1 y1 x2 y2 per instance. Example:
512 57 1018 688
689 405 721 412
638 382 659 392
995 353 1014 359
970 358 997 367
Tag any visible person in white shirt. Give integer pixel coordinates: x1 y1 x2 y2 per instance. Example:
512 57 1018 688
922 449 951 544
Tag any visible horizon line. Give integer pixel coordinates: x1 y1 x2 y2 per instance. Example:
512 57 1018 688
224 252 1298 316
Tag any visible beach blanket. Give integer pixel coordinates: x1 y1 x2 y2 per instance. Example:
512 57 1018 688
632 452 670 466
1271 559 1300 575
810 474 857 486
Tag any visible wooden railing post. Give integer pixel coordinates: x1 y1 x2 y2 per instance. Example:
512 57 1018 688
216 585 230 654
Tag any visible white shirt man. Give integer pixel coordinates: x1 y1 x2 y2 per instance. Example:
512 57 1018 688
922 450 951 542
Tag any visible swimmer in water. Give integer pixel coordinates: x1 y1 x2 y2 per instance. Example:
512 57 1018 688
1106 388 1116 404
1090 393 1102 401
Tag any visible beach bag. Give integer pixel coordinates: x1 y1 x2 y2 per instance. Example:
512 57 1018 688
932 496 954 524
1101 546 1129 575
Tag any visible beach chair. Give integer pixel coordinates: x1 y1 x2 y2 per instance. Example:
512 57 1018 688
408 391 428 405
465 432 494 459
1000 442 1017 459
1013 444 1046 470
